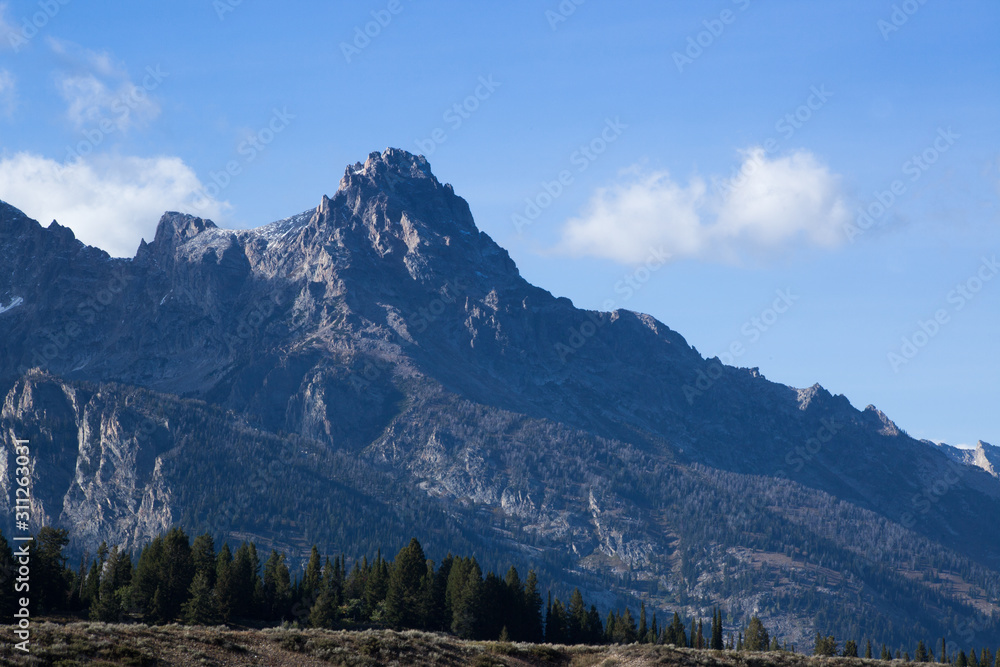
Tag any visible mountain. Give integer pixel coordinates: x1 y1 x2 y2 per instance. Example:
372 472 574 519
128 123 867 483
2 148 999 648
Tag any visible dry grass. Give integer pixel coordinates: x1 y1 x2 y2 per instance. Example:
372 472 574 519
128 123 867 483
0 623 939 667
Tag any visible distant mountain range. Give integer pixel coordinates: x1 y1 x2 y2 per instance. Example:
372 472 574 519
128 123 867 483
2 148 998 648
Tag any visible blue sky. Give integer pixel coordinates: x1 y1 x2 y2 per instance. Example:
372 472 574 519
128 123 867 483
1 1 997 447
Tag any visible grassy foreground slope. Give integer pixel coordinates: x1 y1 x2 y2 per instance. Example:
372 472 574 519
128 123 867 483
0 623 942 667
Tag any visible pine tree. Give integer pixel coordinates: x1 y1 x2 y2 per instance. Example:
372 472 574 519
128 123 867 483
744 616 769 651
638 602 648 645
214 544 236 622
261 550 292 621
181 571 218 625
621 607 638 644
957 650 969 667
309 558 340 629
363 552 390 621
34 527 73 613
711 607 724 650
478 572 504 640
232 541 260 619
770 636 781 652
916 640 929 663
546 598 566 644
844 639 859 657
586 605 604 645
503 566 524 641
523 571 544 643
882 644 892 661
866 639 873 659
384 538 429 629
690 617 697 648
301 545 323 603
666 611 686 646
90 547 131 622
448 557 483 639
131 528 194 623
697 619 704 649
428 554 453 632
567 589 588 644
191 533 216 589
815 633 837 657
81 559 101 608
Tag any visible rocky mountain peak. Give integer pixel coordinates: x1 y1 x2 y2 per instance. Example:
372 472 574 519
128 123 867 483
863 404 902 436
152 212 218 246
138 212 220 263
341 147 437 189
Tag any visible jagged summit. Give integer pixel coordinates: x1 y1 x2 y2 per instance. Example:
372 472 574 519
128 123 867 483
342 147 438 186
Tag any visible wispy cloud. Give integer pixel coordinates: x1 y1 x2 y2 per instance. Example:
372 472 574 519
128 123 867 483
0 152 229 257
47 37 162 132
559 148 850 265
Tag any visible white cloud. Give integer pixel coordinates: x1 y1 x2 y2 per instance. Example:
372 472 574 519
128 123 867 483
47 37 162 132
0 68 14 115
559 147 851 265
0 152 229 257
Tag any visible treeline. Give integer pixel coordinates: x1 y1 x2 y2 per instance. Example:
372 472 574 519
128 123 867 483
3 526 998 659
3 527 753 647
813 633 1000 667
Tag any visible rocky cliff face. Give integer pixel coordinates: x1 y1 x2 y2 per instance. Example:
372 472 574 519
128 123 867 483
939 440 1000 478
2 148 999 647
